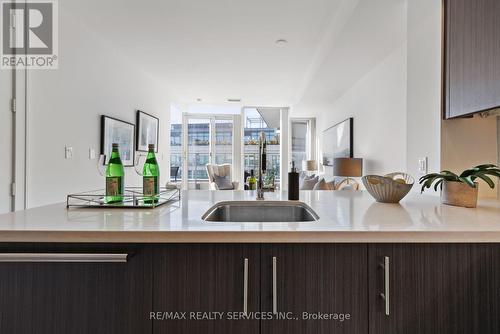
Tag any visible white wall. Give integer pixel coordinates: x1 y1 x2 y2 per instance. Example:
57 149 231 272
441 116 498 198
316 44 408 176
26 7 171 208
406 0 442 182
292 0 443 188
0 71 12 213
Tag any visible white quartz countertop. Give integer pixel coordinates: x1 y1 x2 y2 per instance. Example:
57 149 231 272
0 190 500 243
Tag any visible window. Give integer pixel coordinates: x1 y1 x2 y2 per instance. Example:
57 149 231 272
184 115 234 189
188 124 210 146
214 119 233 165
170 104 183 181
243 108 280 183
170 124 182 146
291 118 314 171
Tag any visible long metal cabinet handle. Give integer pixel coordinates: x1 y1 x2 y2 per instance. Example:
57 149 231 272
380 256 390 316
0 253 128 263
243 258 249 315
272 256 277 314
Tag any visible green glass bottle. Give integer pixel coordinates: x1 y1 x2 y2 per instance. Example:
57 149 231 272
105 143 125 203
247 169 257 190
143 144 160 203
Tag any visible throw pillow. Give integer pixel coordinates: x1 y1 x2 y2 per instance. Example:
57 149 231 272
299 171 308 184
300 176 318 190
325 180 336 190
299 173 316 189
312 178 331 190
214 175 234 190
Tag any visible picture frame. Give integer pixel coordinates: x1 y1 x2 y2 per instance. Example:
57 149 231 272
322 117 353 166
100 115 136 167
136 110 159 152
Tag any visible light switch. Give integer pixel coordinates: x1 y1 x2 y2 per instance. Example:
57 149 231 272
89 148 96 160
65 146 73 159
418 157 428 174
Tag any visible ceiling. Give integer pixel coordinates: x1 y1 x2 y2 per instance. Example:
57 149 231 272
62 0 344 106
295 0 407 111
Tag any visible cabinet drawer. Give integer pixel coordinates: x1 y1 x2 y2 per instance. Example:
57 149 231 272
0 243 152 334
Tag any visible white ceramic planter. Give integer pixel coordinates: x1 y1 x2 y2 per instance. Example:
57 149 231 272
441 180 479 208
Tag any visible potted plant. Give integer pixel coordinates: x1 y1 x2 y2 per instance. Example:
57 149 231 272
419 164 500 208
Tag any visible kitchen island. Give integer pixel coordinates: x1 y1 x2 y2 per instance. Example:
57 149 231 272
0 190 499 334
0 190 499 243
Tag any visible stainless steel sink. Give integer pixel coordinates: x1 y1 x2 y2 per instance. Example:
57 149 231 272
202 201 319 222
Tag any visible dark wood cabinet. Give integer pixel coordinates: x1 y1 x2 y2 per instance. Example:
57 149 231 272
468 244 500 332
368 244 500 334
1 243 499 334
261 244 368 334
0 244 152 334
152 244 261 334
444 0 500 118
152 244 368 334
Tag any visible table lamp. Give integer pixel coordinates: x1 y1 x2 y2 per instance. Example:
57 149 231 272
302 160 317 175
333 158 363 189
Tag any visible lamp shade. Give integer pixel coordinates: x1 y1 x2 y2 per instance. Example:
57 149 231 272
333 158 363 177
302 160 317 172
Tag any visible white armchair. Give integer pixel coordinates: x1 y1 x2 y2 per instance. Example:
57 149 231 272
206 164 239 190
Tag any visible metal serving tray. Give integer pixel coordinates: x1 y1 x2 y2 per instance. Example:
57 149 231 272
66 187 180 209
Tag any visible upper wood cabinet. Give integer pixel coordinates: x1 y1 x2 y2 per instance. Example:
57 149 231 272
444 0 500 118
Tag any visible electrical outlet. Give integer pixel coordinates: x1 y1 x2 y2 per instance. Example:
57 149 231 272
418 157 428 174
89 148 96 160
65 146 73 159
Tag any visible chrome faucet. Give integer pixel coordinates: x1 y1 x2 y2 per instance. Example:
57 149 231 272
256 131 266 200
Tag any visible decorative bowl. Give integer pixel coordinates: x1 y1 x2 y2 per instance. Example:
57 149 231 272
362 172 414 203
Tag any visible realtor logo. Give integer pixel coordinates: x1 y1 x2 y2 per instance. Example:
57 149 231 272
1 0 58 69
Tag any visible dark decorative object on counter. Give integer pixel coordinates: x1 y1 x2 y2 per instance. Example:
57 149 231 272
288 162 299 200
419 164 500 208
136 110 159 152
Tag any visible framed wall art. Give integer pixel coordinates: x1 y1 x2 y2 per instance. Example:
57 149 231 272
136 110 159 152
322 117 353 166
100 115 135 167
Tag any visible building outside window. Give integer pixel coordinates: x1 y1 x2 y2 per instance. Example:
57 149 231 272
170 107 235 185
243 108 280 185
170 105 183 182
170 105 287 188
